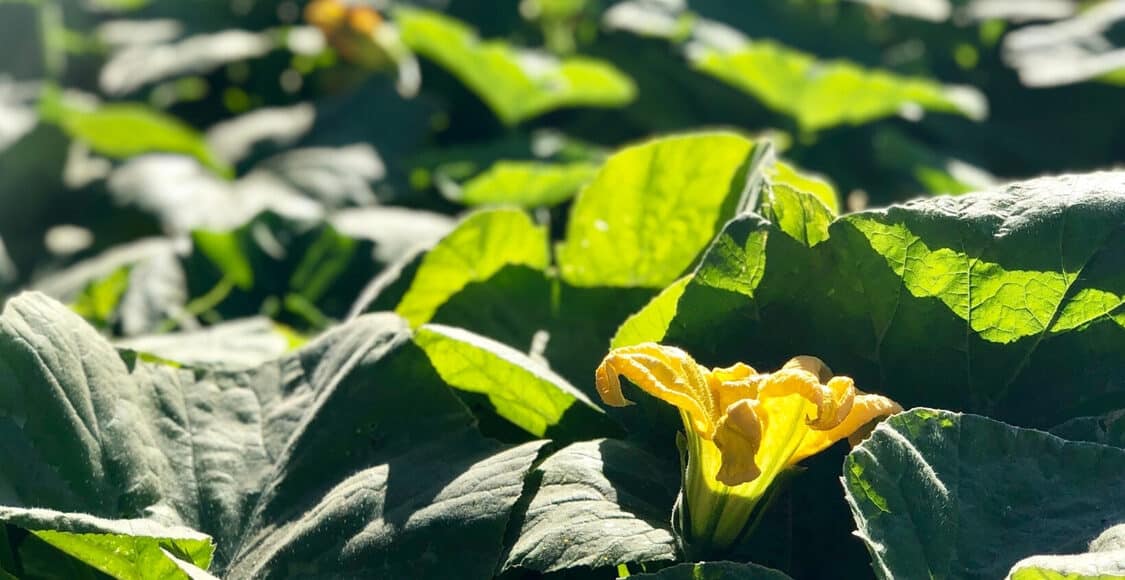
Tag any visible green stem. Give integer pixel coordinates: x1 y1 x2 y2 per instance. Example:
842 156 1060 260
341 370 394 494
680 416 764 557
677 398 811 557
158 276 236 332
39 0 65 80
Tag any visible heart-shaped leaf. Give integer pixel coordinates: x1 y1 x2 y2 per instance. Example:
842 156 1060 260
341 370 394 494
844 408 1125 579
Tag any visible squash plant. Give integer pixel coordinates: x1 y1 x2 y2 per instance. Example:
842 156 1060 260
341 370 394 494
4 139 1125 577
3 0 1125 578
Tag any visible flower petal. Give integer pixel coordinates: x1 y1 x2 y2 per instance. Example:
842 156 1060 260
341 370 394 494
782 355 833 383
790 390 902 464
757 367 847 430
708 362 761 412
713 399 765 486
821 376 856 427
595 343 718 435
711 362 759 382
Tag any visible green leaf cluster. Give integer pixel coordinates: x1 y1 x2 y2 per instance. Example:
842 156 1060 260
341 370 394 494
4 0 1125 577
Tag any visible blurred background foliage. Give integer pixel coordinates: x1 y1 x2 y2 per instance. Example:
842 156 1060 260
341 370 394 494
0 0 1123 333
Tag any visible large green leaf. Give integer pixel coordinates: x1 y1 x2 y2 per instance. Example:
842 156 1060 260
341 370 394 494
0 292 545 578
609 160 836 347
221 315 546 579
414 323 612 439
39 89 231 177
1 507 215 580
658 172 1125 427
604 4 985 132
626 561 793 580
397 9 636 125
227 438 545 579
500 439 680 574
844 409 1125 580
393 208 550 327
556 132 762 288
686 28 986 132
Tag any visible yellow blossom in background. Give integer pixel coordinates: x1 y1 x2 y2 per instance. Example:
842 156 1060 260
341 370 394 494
595 343 901 554
305 0 386 67
304 0 420 96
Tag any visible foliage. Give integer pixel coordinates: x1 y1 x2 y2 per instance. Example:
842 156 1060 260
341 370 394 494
1 0 1124 578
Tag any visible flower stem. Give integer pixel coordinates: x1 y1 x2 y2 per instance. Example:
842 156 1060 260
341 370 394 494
678 414 766 558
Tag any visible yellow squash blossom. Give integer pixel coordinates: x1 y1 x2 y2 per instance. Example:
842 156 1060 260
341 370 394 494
306 0 387 68
304 0 420 96
595 343 901 554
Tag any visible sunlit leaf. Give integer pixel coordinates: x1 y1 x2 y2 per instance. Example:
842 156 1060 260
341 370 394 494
1 507 214 580
556 132 761 287
657 172 1125 428
397 9 636 125
688 33 986 131
415 323 611 439
41 89 232 177
394 208 549 326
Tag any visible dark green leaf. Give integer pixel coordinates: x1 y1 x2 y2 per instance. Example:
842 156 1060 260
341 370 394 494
0 292 545 577
501 439 679 574
844 408 1125 579
184 211 388 326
